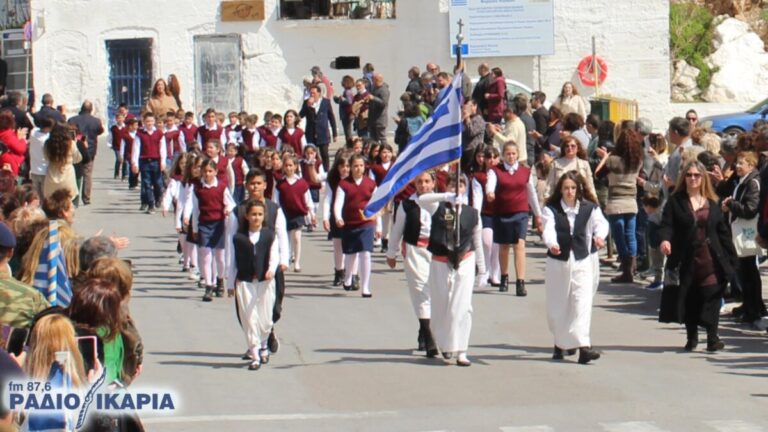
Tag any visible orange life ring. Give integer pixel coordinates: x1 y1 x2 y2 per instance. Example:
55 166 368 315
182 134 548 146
577 55 608 87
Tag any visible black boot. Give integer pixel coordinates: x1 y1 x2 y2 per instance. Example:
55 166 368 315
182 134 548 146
578 347 600 364
381 239 389 253
706 330 724 352
417 327 426 351
611 257 633 283
215 278 224 297
552 346 564 360
203 286 214 302
420 319 438 358
516 279 527 297
685 325 698 351
333 269 344 286
499 274 509 293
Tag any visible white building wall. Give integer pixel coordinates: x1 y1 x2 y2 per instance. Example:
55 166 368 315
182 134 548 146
30 0 700 133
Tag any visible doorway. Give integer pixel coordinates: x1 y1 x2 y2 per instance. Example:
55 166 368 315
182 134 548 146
194 35 242 115
106 38 153 119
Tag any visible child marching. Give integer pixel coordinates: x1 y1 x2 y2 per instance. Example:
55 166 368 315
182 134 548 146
131 112 167 214
274 155 315 272
323 151 352 287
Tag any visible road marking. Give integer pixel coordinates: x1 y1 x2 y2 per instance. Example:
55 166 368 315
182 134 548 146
601 422 669 432
142 410 398 424
705 420 766 432
499 426 555 432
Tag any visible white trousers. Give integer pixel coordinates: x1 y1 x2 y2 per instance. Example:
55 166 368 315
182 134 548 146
427 254 474 353
403 244 431 319
545 254 595 350
236 279 276 352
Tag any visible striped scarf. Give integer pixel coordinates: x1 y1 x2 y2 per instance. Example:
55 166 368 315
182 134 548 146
32 220 72 307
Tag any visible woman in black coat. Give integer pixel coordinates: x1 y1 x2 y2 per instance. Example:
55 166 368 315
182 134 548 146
721 151 766 326
659 159 738 352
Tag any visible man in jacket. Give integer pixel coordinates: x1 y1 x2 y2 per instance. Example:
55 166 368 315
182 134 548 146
300 85 337 172
472 63 491 116
367 73 390 145
68 101 104 205
33 93 66 126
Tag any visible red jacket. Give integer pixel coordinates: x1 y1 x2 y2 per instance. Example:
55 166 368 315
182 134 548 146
0 128 28 176
485 76 506 122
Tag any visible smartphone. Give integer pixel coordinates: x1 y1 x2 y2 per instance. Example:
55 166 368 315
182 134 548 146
76 336 98 372
5 327 29 356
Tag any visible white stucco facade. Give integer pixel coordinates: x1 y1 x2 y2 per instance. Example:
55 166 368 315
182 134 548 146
29 0 726 132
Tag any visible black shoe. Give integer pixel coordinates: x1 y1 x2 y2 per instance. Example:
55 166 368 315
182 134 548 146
684 339 698 351
442 352 453 360
516 279 527 297
426 348 439 358
488 278 501 287
140 204 148 211
565 349 577 356
381 239 388 253
499 274 509 293
333 269 344 286
343 283 353 291
578 347 600 364
203 286 214 302
352 275 361 291
247 360 261 371
362 292 372 298
241 350 253 360
268 330 279 353
706 339 725 352
417 329 426 352
552 346 564 360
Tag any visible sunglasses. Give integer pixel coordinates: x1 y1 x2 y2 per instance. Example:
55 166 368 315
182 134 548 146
687 117 697 121
685 172 702 179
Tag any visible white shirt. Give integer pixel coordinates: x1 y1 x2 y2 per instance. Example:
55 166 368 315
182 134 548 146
386 194 433 260
29 128 49 176
486 161 542 217
541 199 609 258
131 127 168 169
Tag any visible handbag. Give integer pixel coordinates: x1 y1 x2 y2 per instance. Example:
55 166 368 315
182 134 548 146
658 266 682 323
731 178 763 257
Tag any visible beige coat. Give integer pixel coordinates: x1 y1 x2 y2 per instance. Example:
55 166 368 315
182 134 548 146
544 156 596 201
144 94 179 117
44 141 82 198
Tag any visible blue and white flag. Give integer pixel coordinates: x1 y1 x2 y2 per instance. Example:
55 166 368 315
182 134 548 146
32 220 72 307
363 73 464 218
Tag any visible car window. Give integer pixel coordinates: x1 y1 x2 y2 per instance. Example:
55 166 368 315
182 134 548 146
747 97 768 113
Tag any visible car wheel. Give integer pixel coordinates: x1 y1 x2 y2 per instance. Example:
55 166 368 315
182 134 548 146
723 126 745 136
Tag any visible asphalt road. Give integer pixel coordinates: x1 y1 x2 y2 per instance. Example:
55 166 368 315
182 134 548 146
75 150 768 432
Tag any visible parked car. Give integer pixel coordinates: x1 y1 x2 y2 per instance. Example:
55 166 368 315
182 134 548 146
469 77 550 108
700 97 768 135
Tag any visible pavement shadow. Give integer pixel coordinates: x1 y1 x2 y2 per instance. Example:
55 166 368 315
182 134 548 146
596 281 661 318
314 347 447 367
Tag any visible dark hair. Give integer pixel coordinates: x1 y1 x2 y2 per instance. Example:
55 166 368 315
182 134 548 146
668 117 690 137
67 279 123 341
531 91 546 104
597 120 615 148
41 94 54 106
184 153 205 184
328 151 352 186
562 113 585 132
491 67 503 77
641 195 661 209
614 129 644 171
42 189 73 220
0 110 15 130
238 199 266 233
79 236 118 272
44 123 74 165
697 150 719 172
586 114 601 131
545 170 598 206
511 94 528 115
37 117 55 130
283 109 299 126
548 105 563 121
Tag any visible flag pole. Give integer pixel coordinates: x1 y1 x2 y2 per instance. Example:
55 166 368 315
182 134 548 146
454 19 464 261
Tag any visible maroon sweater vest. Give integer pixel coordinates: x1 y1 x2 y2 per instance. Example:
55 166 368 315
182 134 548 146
260 128 279 149
278 128 305 157
121 132 135 157
213 156 229 184
164 129 182 156
276 177 310 217
369 163 390 186
198 125 221 146
231 156 246 186
300 159 323 189
195 180 227 223
180 124 198 145
394 182 416 204
491 165 531 215
110 125 126 152
338 177 376 228
137 128 164 160
241 129 258 153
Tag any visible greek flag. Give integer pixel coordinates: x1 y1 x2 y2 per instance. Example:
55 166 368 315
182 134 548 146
363 72 464 218
32 220 72 307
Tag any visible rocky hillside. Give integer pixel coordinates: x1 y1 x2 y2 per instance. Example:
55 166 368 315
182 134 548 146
671 0 768 102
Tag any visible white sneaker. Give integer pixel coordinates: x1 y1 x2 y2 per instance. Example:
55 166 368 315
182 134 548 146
753 317 768 331
188 269 201 281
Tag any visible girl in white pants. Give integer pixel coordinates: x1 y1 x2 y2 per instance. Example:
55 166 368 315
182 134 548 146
234 200 279 370
541 171 608 365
